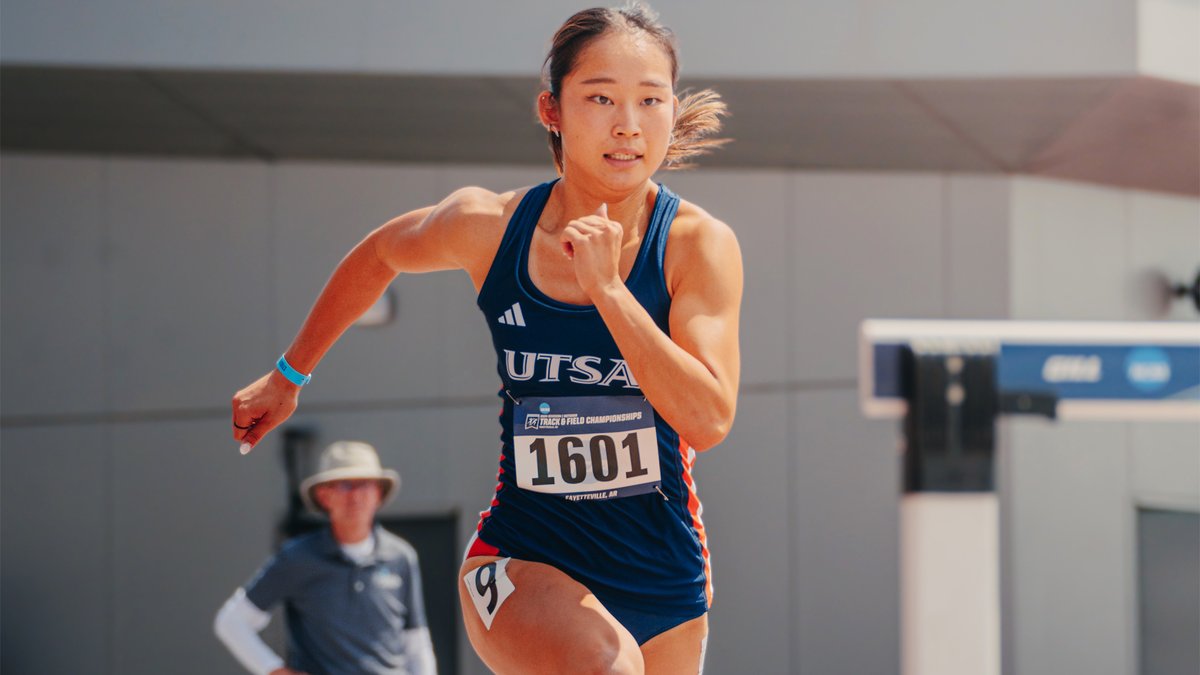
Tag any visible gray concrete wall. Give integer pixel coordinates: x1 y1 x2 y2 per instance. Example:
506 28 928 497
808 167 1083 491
0 0 1154 78
1 152 1029 674
1139 0 1200 83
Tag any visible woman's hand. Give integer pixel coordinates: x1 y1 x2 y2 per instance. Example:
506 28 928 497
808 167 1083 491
231 370 300 453
561 203 623 300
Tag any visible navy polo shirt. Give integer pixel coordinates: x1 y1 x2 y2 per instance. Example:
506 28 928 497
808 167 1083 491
244 525 428 675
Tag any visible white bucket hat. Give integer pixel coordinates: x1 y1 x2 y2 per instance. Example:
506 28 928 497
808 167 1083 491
299 441 401 515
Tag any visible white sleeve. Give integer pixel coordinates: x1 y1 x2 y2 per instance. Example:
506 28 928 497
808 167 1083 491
213 588 286 675
402 626 437 675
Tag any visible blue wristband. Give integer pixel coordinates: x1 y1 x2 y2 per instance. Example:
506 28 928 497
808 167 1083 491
276 355 312 387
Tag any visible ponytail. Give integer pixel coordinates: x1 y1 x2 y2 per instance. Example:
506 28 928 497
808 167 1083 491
663 88 730 170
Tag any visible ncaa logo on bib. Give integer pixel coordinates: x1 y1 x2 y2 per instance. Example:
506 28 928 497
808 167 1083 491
1125 347 1171 392
539 402 551 414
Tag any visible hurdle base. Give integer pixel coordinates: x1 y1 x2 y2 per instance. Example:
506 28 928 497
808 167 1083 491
901 492 1000 675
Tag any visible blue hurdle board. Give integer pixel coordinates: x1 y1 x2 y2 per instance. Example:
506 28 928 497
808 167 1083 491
860 320 1200 421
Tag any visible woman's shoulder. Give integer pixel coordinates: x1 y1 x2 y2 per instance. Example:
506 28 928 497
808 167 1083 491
435 184 539 227
666 194 738 249
424 183 547 278
662 193 741 295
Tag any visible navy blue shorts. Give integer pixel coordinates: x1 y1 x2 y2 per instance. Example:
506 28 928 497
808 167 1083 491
464 534 706 645
591 590 706 645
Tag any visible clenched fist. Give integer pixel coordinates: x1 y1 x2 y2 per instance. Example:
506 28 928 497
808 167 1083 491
560 203 624 300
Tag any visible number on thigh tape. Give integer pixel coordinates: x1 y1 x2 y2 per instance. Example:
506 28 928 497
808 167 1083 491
464 558 515 630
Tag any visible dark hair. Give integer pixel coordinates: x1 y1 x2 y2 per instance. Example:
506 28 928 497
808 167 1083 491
542 2 729 172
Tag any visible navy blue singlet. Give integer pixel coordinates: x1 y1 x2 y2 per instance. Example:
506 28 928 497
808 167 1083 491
472 179 711 622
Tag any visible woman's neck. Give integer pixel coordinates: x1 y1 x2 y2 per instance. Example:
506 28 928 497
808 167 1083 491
548 178 657 241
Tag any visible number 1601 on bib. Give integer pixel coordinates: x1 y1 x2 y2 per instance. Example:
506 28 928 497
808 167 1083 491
512 396 662 501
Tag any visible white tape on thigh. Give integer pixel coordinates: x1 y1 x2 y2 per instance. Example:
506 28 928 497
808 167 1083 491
698 635 708 675
464 558 515 630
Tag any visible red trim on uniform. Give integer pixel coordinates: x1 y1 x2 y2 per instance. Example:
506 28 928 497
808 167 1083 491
467 536 501 558
678 436 713 607
474 447 507 533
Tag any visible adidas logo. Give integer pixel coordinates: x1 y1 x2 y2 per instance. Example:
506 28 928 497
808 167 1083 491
497 302 526 327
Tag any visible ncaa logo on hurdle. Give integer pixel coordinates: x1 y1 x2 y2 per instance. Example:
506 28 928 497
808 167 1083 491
1125 347 1171 392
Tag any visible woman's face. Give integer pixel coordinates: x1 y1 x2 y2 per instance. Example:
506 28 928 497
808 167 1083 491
552 30 676 194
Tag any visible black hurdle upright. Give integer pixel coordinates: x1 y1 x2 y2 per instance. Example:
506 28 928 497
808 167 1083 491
898 341 1055 675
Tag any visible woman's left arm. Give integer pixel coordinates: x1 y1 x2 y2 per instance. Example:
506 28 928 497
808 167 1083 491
579 212 743 451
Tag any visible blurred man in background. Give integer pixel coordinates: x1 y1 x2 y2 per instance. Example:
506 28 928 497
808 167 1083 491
215 441 436 675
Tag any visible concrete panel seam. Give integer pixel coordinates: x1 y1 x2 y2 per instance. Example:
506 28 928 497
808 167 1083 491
892 82 1011 171
138 71 276 161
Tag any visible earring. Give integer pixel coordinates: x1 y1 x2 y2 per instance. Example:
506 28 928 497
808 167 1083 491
550 126 560 138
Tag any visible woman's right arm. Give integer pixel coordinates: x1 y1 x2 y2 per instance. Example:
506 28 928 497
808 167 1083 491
231 187 502 450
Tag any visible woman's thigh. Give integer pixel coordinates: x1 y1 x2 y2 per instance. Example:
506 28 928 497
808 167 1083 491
458 555 644 675
640 613 709 675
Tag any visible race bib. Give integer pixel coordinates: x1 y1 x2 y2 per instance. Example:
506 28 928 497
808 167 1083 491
513 396 661 501
465 558 514 630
